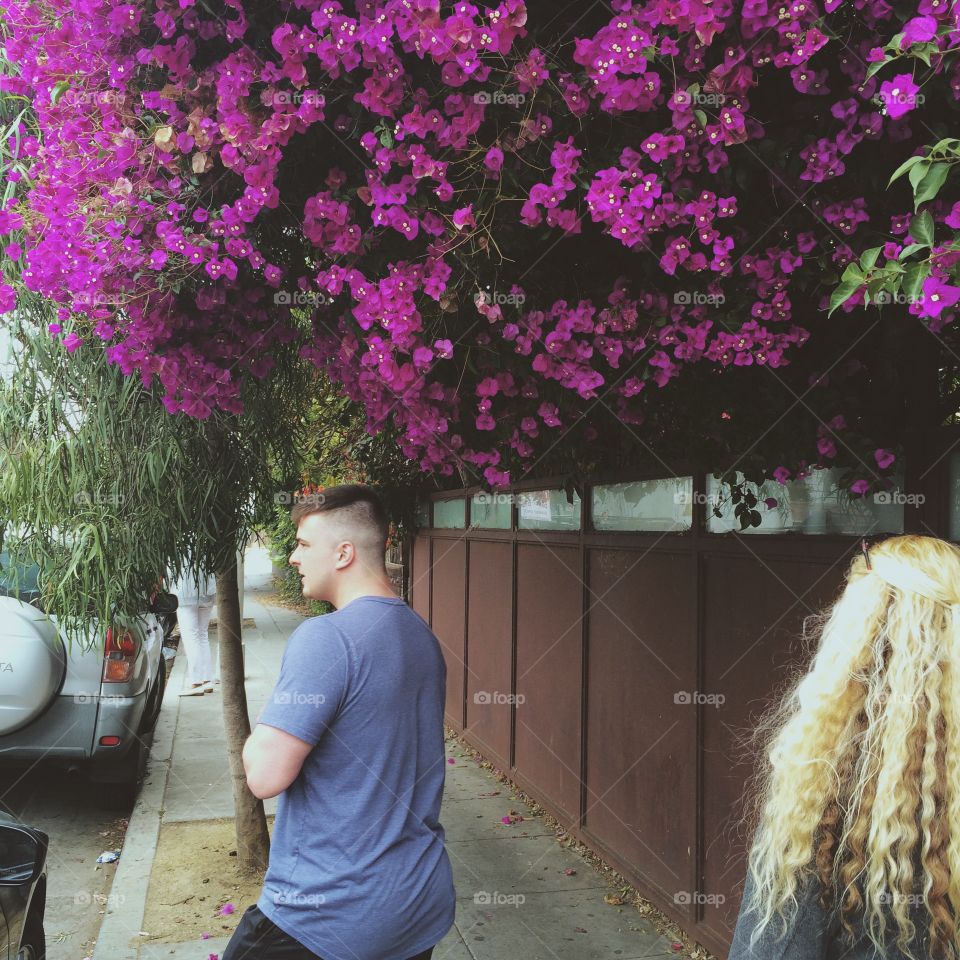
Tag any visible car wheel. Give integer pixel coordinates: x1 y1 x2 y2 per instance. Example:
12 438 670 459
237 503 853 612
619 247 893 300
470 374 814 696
18 910 45 960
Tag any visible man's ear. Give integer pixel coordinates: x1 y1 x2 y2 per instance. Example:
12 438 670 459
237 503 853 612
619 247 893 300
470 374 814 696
335 540 355 569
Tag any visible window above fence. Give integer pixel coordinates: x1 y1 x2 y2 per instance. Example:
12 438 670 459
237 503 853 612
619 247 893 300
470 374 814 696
592 477 693 532
706 468 905 535
433 497 466 529
426 463 915 537
415 498 431 529
470 492 512 529
517 488 581 531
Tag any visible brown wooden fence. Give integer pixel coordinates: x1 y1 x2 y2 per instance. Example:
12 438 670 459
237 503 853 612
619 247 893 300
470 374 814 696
409 449 955 957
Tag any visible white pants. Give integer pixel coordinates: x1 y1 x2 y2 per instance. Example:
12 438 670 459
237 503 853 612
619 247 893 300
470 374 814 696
177 601 216 686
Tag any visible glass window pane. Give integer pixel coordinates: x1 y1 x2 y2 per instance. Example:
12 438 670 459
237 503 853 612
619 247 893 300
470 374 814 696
592 478 693 531
517 489 581 531
706 468 904 535
950 452 960 542
470 492 512 529
415 498 431 528
433 498 466 529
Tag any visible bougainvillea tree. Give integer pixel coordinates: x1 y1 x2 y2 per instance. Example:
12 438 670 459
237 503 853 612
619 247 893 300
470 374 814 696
0 0 958 500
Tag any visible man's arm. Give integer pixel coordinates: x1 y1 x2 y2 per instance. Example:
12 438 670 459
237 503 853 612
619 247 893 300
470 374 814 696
242 723 315 800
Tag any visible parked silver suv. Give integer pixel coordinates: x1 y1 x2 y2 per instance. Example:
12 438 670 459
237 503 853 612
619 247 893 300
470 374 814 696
0 551 170 806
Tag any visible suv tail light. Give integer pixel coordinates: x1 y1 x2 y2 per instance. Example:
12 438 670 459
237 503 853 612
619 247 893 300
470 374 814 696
103 626 137 682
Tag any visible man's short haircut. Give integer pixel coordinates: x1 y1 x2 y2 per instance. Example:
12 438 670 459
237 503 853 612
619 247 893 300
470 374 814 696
290 484 389 567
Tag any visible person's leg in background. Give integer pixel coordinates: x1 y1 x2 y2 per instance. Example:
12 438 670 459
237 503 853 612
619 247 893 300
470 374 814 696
177 601 214 693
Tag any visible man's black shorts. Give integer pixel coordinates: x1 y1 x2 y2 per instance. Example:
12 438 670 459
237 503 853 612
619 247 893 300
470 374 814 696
221 904 435 960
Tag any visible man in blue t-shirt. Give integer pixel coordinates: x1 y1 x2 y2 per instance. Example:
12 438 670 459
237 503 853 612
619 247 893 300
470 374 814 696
222 484 455 960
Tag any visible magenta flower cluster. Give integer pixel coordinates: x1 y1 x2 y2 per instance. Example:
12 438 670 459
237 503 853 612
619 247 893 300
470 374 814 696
0 0 957 492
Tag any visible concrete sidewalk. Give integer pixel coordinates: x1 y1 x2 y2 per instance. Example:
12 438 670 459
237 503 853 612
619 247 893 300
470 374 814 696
94 549 684 960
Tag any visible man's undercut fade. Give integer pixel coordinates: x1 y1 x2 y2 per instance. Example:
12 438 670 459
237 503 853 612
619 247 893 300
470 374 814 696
290 483 390 568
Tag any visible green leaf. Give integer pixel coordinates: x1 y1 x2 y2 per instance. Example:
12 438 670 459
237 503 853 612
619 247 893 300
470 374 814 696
693 109 707 129
908 159 929 193
898 242 927 259
50 80 71 105
887 153 926 187
903 261 930 301
866 58 889 81
914 162 950 209
912 41 937 67
841 262 866 283
828 279 863 316
859 246 882 271
928 137 960 157
910 210 934 246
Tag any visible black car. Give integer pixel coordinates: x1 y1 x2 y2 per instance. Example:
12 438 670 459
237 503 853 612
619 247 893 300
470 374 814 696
0 811 47 960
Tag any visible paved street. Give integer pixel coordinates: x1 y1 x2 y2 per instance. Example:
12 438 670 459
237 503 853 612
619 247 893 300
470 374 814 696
0 755 141 959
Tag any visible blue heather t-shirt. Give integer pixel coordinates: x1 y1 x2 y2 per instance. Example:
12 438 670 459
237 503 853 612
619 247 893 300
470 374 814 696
256 595 455 960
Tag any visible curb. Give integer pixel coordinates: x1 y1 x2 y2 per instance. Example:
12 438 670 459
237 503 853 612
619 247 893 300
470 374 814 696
92 654 183 960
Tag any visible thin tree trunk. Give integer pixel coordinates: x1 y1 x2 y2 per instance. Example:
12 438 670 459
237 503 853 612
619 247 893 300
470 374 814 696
216 556 270 876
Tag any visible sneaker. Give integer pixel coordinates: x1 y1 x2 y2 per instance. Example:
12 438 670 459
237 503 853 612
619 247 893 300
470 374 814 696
179 684 206 697
202 681 215 693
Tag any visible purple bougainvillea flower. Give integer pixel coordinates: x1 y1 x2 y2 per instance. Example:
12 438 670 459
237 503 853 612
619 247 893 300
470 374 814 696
879 74 921 119
452 205 475 230
874 448 896 470
900 16 937 47
772 466 791 485
921 277 960 318
0 283 16 314
219 903 235 916
483 146 504 173
62 332 83 352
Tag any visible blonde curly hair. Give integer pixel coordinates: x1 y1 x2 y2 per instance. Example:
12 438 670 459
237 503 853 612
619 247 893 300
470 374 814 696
738 534 960 960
